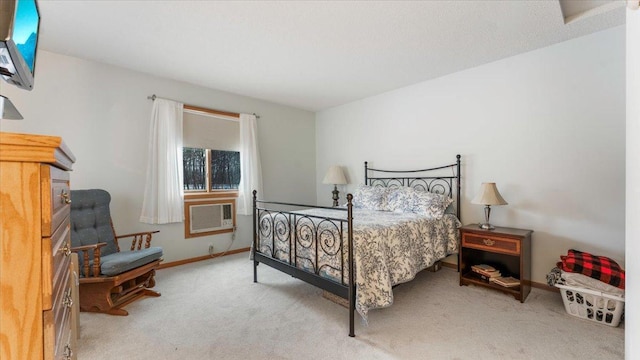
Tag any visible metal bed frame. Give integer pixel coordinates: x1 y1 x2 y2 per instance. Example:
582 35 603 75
364 154 461 220
252 155 461 337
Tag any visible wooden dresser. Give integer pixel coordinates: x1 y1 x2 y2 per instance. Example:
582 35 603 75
0 132 77 360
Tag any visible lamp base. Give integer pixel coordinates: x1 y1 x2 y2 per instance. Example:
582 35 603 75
478 223 495 230
479 205 495 230
331 186 340 207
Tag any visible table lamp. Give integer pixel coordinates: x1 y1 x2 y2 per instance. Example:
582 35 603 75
471 182 508 230
322 165 347 207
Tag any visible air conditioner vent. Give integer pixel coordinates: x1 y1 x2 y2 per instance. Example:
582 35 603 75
189 202 234 234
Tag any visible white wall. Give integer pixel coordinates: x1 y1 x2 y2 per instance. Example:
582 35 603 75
316 26 626 284
0 50 316 263
626 5 638 359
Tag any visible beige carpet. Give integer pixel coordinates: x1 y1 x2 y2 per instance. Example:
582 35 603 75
77 252 624 359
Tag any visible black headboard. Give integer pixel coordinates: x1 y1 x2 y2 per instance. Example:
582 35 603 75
364 155 461 220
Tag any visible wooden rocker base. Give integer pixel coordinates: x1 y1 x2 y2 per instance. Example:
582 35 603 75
78 260 161 316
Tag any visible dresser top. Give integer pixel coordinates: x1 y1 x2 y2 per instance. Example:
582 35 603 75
0 132 75 170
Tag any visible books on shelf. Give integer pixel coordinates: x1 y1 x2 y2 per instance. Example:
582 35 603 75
471 264 501 279
468 264 520 287
472 264 496 272
490 276 521 288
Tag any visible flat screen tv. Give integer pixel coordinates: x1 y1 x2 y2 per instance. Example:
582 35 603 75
0 0 40 91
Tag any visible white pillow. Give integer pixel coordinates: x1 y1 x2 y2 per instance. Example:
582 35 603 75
386 187 416 213
352 185 389 211
412 191 453 220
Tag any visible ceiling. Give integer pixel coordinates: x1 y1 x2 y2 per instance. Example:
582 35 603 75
37 1 625 112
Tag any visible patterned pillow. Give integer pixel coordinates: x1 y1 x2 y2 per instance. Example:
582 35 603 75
412 191 453 220
353 185 389 211
386 187 416 213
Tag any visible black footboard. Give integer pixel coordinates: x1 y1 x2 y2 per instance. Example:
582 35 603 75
252 190 356 337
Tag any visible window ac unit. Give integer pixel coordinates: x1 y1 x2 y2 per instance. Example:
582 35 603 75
189 202 234 234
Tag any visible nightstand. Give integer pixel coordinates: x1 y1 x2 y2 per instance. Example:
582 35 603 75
459 224 533 302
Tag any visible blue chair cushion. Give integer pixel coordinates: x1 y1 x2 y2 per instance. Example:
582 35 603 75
99 247 163 276
70 189 120 257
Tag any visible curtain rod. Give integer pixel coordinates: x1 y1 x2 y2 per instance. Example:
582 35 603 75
147 94 260 119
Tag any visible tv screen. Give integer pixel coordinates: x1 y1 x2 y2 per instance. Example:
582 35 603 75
0 0 40 91
14 0 38 73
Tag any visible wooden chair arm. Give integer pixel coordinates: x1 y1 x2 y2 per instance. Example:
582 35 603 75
71 243 107 278
115 230 160 251
71 243 106 252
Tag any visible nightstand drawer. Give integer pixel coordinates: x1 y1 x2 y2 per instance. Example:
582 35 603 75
462 233 520 255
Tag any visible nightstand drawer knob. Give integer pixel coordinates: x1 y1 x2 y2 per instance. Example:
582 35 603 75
483 238 495 246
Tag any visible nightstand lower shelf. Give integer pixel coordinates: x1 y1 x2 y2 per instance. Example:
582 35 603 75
460 272 522 300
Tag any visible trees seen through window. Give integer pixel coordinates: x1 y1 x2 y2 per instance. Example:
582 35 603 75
183 147 240 191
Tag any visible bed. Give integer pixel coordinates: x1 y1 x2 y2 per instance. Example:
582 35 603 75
252 155 461 337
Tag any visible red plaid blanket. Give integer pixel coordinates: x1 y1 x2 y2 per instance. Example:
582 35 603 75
558 249 625 289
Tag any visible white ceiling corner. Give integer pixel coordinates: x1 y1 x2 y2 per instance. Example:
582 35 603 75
37 1 625 112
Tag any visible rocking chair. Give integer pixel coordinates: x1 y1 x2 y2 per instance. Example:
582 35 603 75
70 189 163 315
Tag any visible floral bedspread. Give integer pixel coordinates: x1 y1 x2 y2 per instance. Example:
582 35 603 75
256 208 460 321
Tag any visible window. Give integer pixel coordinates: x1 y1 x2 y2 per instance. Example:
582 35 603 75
183 147 206 190
183 148 240 191
182 108 240 238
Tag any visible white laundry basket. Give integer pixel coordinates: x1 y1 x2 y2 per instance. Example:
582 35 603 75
555 283 624 327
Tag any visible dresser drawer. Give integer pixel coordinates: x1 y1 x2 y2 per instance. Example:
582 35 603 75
54 319 74 360
462 232 520 255
44 271 72 360
42 218 71 311
54 322 74 360
41 165 71 237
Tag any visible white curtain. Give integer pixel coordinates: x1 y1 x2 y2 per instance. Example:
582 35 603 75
237 113 263 215
140 98 185 224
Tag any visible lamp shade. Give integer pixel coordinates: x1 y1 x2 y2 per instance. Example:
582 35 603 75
322 165 347 185
471 183 508 206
